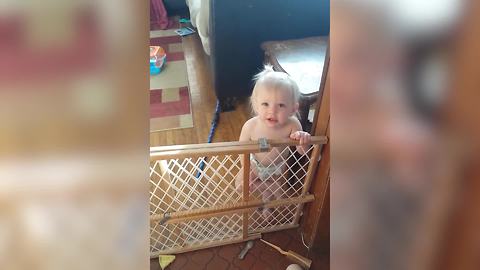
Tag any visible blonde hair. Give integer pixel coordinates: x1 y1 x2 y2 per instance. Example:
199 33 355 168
250 65 300 114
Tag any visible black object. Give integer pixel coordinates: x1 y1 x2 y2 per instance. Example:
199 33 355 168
218 97 237 112
163 0 188 16
196 100 222 178
209 0 330 104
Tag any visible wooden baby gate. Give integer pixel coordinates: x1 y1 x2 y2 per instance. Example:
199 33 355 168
149 136 327 257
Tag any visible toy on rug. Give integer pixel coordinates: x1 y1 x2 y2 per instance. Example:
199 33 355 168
150 46 166 75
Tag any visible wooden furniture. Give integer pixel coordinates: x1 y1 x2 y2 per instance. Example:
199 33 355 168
261 36 329 130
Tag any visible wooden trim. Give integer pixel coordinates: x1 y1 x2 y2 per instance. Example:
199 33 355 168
293 144 322 224
310 41 330 132
242 213 249 239
310 44 330 135
301 126 330 248
151 140 259 152
310 79 330 137
152 137 327 152
150 136 328 160
150 145 260 160
151 195 315 224
300 45 330 248
243 154 250 201
151 234 262 257
301 145 322 195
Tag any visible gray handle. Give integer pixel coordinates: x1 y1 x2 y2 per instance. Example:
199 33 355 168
238 241 254 259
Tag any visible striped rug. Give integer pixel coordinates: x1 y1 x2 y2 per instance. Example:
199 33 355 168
150 20 193 132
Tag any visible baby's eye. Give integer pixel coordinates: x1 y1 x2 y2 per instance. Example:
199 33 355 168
261 102 268 107
279 103 286 108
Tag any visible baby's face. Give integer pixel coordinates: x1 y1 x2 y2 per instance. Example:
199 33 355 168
254 86 297 128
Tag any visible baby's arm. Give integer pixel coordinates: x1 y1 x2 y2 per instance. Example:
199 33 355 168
289 118 311 154
239 118 254 142
235 119 254 190
239 119 255 168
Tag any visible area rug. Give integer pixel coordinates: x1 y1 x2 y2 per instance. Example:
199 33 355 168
150 20 193 132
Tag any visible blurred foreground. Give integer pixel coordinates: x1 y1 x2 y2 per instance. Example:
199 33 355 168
0 1 149 269
331 0 480 269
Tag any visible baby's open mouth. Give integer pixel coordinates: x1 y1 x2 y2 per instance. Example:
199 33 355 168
267 117 277 123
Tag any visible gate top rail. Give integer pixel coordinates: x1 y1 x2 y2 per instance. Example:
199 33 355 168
150 136 328 160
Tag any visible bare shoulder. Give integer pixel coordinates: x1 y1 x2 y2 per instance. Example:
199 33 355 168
288 116 303 133
242 117 260 132
239 117 259 141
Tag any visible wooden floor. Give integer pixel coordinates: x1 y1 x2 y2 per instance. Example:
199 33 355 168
149 32 252 147
150 228 329 270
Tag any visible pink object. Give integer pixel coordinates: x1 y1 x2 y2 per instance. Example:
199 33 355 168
150 0 170 30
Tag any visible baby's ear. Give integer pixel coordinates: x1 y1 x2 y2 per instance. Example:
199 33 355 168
294 102 299 112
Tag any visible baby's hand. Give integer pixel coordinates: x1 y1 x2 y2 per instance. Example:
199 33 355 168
290 131 311 145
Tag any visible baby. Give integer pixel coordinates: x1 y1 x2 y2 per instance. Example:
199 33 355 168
235 65 311 217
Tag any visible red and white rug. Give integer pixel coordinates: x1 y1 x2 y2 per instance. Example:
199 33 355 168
150 20 193 132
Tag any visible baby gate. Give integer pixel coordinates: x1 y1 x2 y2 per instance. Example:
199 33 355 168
149 136 327 257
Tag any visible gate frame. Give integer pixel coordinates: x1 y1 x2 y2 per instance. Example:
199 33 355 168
150 136 327 257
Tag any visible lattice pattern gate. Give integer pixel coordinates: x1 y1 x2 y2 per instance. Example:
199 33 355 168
149 136 327 257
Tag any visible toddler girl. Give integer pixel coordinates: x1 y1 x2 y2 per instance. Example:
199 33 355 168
235 65 311 217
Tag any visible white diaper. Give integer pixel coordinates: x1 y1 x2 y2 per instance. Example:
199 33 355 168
250 154 284 180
